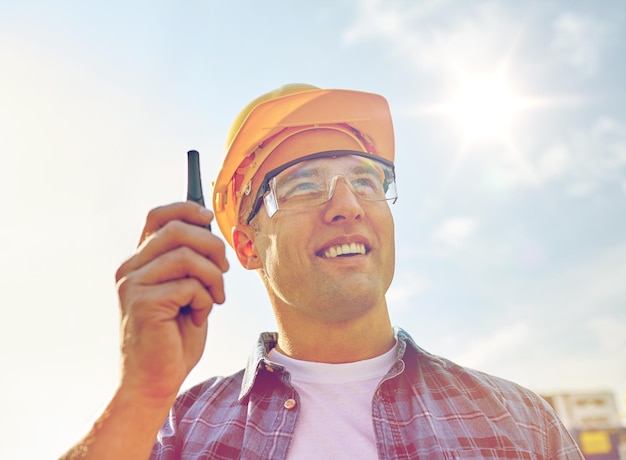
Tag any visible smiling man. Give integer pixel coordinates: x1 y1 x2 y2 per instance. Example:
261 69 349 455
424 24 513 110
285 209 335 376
62 84 583 459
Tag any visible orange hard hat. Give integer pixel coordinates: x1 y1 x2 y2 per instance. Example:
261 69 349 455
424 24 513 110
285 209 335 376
212 83 395 247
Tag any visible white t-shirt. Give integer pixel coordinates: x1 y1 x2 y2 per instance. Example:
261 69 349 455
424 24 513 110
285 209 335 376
268 343 398 459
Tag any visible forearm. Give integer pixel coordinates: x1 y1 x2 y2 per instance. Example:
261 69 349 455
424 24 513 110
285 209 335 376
60 386 174 460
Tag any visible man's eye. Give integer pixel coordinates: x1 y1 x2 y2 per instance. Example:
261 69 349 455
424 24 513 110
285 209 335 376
281 181 323 199
352 175 383 193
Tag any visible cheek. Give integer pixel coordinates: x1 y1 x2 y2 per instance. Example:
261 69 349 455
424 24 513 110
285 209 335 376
377 206 396 267
258 234 280 273
386 212 396 280
376 204 395 238
261 218 310 277
255 221 290 271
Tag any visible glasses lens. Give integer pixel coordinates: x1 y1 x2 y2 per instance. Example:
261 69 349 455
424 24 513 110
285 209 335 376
269 154 396 212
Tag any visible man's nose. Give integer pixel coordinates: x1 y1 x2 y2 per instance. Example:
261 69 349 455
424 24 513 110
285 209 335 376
323 176 364 222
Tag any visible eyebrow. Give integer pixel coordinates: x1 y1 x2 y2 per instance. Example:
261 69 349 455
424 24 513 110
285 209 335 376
278 164 322 186
282 159 383 179
352 163 383 176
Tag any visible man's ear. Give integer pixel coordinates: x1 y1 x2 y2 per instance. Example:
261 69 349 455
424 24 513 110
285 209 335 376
232 224 262 270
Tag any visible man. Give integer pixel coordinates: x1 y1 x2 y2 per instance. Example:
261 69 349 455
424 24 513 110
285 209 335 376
62 84 583 459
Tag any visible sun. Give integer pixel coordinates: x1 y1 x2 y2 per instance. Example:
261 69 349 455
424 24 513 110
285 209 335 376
446 74 523 143
426 69 545 187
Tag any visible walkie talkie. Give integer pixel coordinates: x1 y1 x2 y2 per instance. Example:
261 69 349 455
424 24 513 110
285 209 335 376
186 149 211 231
181 150 211 315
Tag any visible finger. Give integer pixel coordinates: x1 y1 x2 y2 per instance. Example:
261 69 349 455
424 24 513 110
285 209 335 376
119 276 215 325
117 220 229 282
120 246 226 306
139 202 214 247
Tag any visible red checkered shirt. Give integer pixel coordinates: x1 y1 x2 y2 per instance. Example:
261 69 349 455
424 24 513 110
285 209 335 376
151 328 583 459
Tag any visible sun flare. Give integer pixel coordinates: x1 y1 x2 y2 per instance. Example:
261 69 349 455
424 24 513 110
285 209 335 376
447 75 522 143
429 69 544 187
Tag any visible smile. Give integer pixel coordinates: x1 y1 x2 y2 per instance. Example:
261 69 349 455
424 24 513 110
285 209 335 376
322 243 367 258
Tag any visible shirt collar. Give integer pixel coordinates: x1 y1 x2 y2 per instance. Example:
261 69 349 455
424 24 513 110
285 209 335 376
238 327 423 402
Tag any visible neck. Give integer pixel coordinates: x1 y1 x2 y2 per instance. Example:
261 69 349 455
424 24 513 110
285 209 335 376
272 300 395 363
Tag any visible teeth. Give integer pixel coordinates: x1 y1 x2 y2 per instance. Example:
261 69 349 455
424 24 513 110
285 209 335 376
323 243 366 258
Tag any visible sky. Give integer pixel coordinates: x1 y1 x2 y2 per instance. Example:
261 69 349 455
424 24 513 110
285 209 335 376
1 0 625 458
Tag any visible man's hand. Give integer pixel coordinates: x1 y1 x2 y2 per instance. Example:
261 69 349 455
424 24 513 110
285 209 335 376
60 202 229 460
115 201 229 403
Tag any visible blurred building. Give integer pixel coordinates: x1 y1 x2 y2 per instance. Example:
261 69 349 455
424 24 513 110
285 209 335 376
542 391 626 460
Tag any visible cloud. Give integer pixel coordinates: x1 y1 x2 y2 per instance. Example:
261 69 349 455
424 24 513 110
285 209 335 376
387 270 429 313
535 143 571 182
343 0 522 74
344 2 613 80
513 114 626 194
550 12 607 77
525 242 626 321
452 322 529 369
566 116 626 196
432 240 626 403
433 217 478 250
587 317 626 353
593 116 620 136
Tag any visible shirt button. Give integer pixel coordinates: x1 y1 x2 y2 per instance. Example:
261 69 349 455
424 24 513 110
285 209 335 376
284 398 297 410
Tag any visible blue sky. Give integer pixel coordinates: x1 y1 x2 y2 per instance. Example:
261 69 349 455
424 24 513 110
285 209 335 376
1 1 625 458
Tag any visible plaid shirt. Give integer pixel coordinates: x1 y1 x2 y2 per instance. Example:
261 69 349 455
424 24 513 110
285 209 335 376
151 328 583 459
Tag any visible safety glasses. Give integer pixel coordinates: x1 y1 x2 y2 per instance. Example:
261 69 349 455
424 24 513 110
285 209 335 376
245 150 397 224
